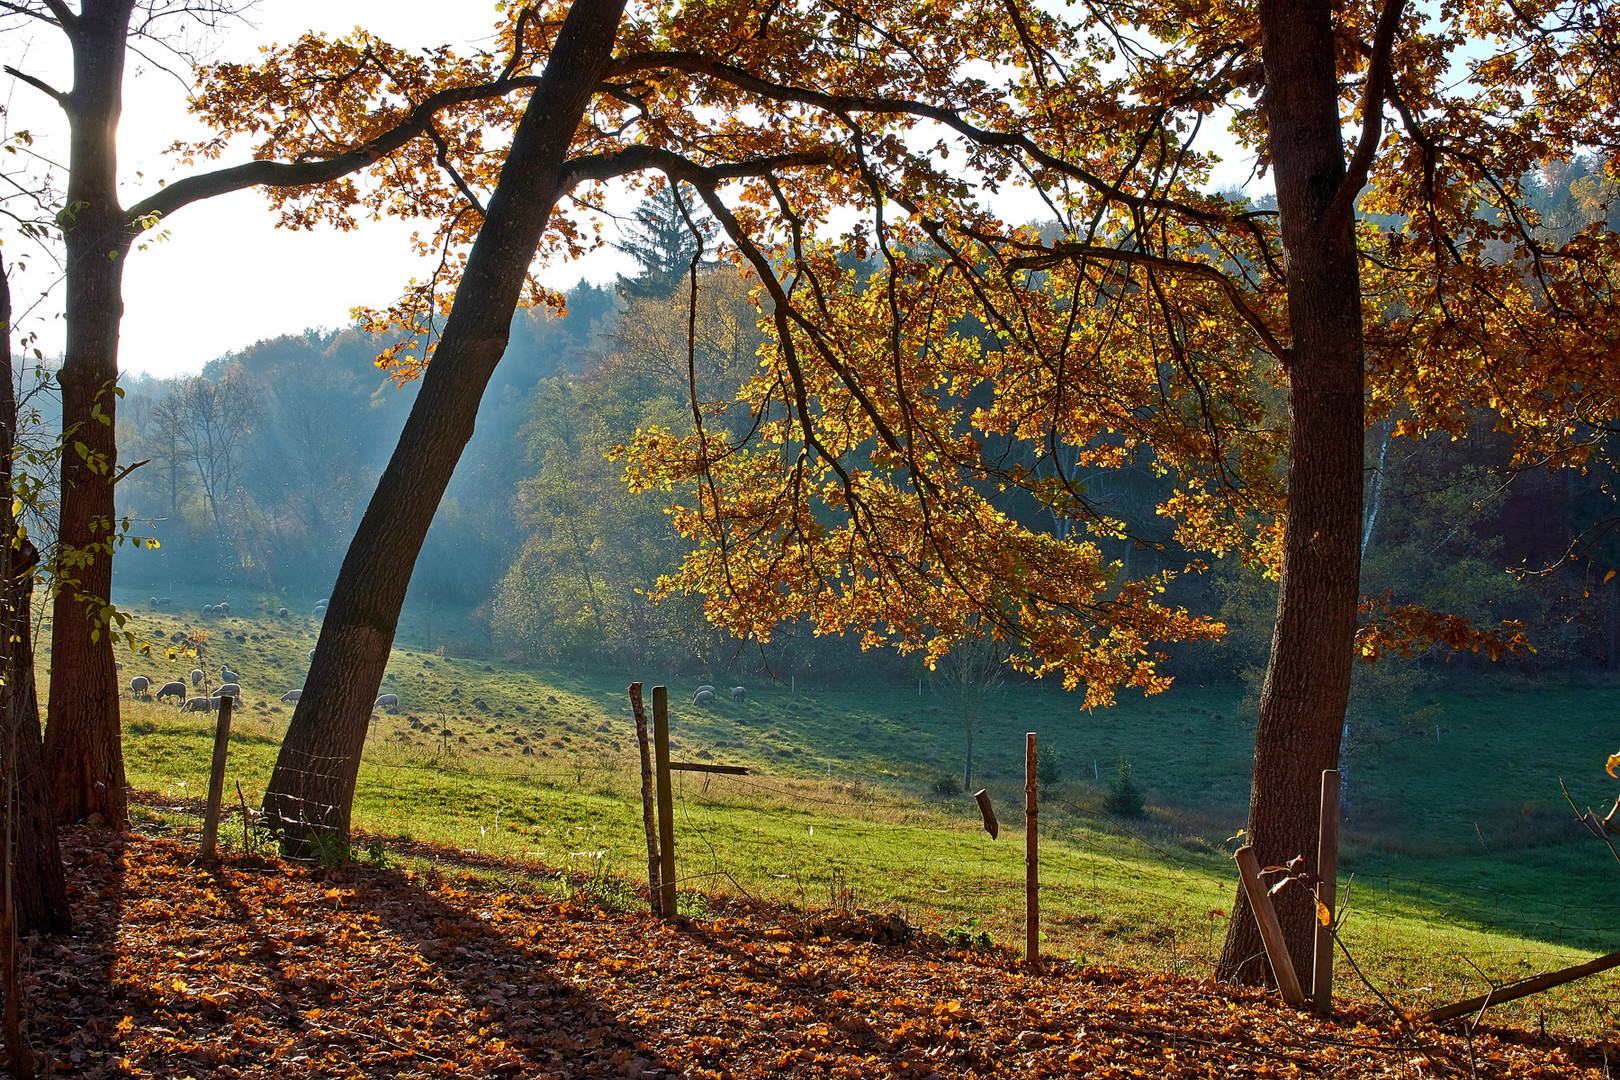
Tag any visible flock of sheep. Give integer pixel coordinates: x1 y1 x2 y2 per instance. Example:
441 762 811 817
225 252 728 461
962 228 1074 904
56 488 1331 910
124 595 396 714
694 684 746 705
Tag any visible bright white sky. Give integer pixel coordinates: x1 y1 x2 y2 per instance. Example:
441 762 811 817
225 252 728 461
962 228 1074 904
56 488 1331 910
0 2 1260 378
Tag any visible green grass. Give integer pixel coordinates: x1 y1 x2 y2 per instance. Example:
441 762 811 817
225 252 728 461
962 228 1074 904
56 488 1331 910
99 584 1620 1039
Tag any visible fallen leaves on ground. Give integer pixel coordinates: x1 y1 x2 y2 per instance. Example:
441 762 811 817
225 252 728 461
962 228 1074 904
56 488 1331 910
22 818 1615 1078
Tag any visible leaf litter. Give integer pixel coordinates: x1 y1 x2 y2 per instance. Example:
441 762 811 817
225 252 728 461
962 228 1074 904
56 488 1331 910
22 817 1617 1078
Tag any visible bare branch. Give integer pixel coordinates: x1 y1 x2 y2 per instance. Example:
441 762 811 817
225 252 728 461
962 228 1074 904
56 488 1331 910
2 66 66 107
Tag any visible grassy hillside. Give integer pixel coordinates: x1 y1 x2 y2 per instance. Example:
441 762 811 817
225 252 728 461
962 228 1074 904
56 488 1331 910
92 585 1620 1037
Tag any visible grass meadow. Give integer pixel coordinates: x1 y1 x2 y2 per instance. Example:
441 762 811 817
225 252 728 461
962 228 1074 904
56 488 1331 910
86 585 1620 1038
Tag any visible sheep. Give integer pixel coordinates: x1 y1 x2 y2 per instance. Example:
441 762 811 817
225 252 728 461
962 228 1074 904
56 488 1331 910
155 681 187 703
147 596 158 608
158 597 172 606
128 675 151 698
190 668 204 687
203 604 216 617
220 665 239 683
180 696 221 713
315 597 330 609
215 601 230 616
278 607 289 618
115 661 123 671
731 686 746 702
280 689 303 703
215 683 241 700
307 649 316 662
693 688 716 706
697 684 716 694
374 693 398 710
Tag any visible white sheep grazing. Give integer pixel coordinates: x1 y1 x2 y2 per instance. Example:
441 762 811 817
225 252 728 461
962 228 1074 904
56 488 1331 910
128 675 151 698
693 688 716 706
280 689 303 703
220 665 239 683
180 696 220 713
215 683 241 700
731 686 746 702
190 668 204 687
697 684 716 694
374 693 398 710
307 648 316 662
155 681 187 703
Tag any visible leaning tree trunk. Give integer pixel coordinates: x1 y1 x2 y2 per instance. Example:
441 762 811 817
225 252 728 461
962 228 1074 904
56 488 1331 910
261 0 630 849
1217 0 1366 985
42 0 138 827
0 261 73 937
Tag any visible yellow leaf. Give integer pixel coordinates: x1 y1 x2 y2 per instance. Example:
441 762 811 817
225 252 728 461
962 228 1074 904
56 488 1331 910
1607 570 1617 584
1607 753 1620 779
171 977 188 994
1315 898 1332 927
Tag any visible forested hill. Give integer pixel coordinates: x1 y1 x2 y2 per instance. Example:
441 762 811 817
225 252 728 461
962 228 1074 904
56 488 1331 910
113 280 615 610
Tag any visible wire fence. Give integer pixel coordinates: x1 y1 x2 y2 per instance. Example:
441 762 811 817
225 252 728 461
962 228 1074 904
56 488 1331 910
142 709 1620 1016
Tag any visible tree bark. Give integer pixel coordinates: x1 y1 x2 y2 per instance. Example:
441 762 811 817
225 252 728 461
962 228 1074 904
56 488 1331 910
1218 0 1366 985
0 259 73 938
42 0 138 827
261 0 630 847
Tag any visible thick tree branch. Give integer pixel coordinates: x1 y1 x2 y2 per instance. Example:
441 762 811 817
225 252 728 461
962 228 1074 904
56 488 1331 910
2 66 66 106
123 76 541 227
559 146 836 190
607 51 1271 239
1324 0 1406 239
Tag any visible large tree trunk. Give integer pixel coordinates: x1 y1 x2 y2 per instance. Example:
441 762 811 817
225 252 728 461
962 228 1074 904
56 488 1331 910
42 0 137 827
261 0 630 848
0 261 73 937
1217 0 1366 985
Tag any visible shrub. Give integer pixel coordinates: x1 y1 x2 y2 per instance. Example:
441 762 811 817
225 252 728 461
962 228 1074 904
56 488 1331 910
1036 745 1061 788
1104 757 1146 818
932 773 962 797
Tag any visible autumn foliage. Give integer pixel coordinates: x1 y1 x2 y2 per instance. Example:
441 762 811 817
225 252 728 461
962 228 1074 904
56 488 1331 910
37 818 1619 1079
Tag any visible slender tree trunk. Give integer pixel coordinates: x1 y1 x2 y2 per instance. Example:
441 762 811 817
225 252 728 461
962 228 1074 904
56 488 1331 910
262 0 630 847
42 0 138 827
1218 0 1366 985
963 724 973 790
0 261 73 939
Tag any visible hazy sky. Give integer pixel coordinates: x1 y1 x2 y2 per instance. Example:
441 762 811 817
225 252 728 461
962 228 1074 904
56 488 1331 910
1 2 1260 379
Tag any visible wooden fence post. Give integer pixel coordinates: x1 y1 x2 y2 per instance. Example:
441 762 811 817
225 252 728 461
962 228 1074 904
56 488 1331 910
200 695 233 861
1026 732 1039 969
1313 769 1340 1013
652 686 678 918
1234 845 1307 1007
629 683 662 915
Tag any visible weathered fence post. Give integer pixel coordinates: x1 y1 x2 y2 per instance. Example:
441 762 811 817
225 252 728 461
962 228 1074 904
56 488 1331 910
629 683 662 915
1313 769 1340 1013
652 686 678 918
1234 845 1307 1007
200 695 233 861
1026 732 1039 969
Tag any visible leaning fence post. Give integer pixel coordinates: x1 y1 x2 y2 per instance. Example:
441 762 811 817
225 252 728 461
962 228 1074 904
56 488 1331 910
1025 731 1039 969
1234 844 1307 1007
1313 769 1340 1013
629 683 662 915
652 686 678 918
200 695 233 861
